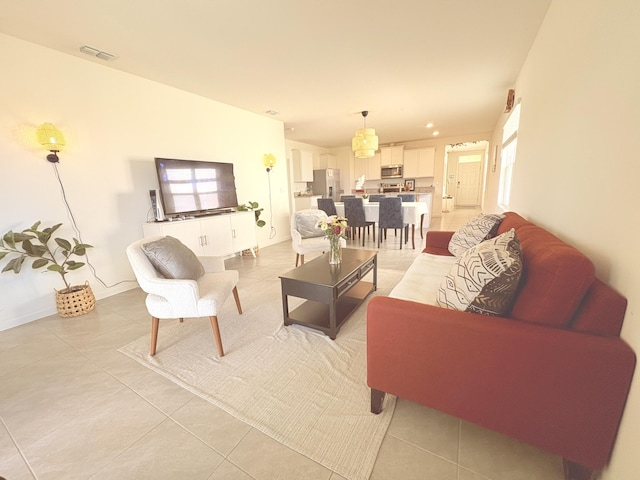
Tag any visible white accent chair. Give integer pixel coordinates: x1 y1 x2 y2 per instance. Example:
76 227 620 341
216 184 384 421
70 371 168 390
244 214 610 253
126 236 242 357
290 209 346 266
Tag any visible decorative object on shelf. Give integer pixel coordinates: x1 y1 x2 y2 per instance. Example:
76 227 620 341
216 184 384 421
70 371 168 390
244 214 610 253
263 153 276 172
505 88 515 112
0 221 95 317
317 215 348 265
352 111 379 159
36 122 66 163
355 174 366 191
404 179 415 191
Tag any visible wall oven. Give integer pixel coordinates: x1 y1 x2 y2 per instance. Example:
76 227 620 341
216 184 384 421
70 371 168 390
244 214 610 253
381 164 403 179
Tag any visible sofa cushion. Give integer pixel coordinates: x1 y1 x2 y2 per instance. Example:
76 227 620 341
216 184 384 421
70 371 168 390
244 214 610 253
448 213 505 257
437 228 523 316
389 253 458 305
295 210 327 239
508 225 595 327
141 236 205 280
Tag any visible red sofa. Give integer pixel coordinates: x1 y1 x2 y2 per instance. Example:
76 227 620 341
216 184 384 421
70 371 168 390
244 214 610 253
367 212 635 474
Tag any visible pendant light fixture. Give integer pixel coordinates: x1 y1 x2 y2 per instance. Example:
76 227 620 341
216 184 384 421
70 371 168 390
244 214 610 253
352 111 379 159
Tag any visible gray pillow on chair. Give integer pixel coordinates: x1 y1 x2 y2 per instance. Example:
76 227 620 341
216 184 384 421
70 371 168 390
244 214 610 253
295 210 327 239
141 236 205 280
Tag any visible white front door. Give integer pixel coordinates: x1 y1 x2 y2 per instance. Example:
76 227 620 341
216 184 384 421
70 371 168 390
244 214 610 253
456 161 482 206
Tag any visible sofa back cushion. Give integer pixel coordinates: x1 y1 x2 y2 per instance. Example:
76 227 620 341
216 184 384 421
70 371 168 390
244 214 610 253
508 224 595 328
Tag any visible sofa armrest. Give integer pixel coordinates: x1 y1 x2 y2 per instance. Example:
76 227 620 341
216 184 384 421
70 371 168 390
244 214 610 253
423 230 454 255
366 296 635 470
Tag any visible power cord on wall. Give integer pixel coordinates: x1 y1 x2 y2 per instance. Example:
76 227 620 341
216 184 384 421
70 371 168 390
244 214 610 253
52 163 136 288
267 168 276 239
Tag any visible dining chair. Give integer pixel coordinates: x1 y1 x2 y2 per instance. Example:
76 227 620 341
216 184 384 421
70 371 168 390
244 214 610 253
378 197 408 249
126 236 242 357
317 197 337 216
343 197 375 246
398 194 416 202
340 195 356 202
369 195 386 202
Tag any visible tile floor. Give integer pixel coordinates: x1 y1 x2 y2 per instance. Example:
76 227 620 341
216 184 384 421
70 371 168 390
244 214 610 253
0 206 565 480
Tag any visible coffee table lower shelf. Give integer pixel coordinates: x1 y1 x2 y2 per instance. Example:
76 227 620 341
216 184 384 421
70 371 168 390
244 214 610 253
284 281 373 338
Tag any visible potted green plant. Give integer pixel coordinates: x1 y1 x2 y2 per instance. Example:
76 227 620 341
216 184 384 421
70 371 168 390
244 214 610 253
0 221 96 317
236 201 265 227
236 201 265 256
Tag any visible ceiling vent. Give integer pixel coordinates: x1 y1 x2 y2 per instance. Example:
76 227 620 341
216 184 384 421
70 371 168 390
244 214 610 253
80 45 117 61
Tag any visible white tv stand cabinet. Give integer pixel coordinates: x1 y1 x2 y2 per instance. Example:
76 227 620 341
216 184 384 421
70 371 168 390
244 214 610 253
142 210 257 258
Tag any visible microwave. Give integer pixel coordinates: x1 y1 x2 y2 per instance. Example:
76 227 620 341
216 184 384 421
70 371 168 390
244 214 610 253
381 164 403 179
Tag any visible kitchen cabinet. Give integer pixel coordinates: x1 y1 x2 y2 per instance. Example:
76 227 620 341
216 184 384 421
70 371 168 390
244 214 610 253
142 211 257 257
354 152 381 182
294 195 322 211
292 149 313 182
380 146 404 166
403 147 435 178
316 153 337 169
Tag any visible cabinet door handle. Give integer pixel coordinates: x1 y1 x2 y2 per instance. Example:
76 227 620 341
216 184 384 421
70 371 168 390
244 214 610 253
203 235 207 246
232 229 236 239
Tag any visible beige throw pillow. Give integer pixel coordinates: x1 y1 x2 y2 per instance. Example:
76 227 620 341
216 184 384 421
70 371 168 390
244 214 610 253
448 213 505 257
437 228 523 316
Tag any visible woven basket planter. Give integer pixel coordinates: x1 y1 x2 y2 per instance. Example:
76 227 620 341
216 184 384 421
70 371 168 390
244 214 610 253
55 282 96 318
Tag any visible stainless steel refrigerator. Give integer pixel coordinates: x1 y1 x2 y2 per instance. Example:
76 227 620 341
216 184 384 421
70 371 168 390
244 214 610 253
312 169 341 201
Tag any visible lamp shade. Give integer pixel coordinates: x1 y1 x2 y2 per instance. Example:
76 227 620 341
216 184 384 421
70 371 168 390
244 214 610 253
263 153 276 169
352 128 379 158
36 123 66 151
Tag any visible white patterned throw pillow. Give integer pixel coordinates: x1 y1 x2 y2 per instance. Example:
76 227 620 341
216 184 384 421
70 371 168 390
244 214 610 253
437 228 523 316
448 213 505 257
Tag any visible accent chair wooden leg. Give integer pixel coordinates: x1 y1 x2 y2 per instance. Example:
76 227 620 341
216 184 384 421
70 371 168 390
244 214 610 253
420 213 424 239
179 317 184 323
232 286 242 314
300 255 305 265
562 459 598 480
150 316 160 356
295 253 299 267
209 315 224 357
371 388 386 414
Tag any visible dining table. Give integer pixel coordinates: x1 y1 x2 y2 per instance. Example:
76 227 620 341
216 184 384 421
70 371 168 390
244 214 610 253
335 201 428 249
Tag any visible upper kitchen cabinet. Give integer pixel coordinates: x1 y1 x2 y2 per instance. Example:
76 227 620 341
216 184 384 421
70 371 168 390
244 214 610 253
380 145 404 166
403 147 435 178
292 149 313 182
355 152 381 181
315 153 337 169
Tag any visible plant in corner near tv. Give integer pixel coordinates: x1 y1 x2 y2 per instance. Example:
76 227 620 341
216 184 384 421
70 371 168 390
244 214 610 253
237 201 265 227
0 221 93 293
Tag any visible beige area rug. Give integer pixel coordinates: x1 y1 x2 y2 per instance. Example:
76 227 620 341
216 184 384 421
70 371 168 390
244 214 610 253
119 267 403 480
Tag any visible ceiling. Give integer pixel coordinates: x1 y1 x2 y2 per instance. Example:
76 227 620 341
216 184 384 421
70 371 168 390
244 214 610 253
0 0 551 148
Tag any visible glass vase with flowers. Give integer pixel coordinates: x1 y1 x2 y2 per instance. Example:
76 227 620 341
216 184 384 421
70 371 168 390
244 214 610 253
317 215 348 264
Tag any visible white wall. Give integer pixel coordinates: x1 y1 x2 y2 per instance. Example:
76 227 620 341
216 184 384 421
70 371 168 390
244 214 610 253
487 1 640 478
0 34 289 330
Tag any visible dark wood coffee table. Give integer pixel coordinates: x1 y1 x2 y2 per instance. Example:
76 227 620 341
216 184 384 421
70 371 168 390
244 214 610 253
279 248 377 339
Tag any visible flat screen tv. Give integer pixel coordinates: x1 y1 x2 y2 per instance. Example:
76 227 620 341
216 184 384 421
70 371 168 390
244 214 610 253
154 157 238 217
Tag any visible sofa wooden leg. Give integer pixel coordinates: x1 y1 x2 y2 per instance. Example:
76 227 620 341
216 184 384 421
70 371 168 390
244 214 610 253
371 388 386 414
563 459 599 480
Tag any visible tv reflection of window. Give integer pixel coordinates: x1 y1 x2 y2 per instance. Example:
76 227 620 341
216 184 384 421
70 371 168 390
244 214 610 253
155 158 238 217
166 167 222 213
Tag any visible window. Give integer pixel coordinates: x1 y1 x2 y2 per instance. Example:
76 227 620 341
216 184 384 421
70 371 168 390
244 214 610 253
498 102 521 209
